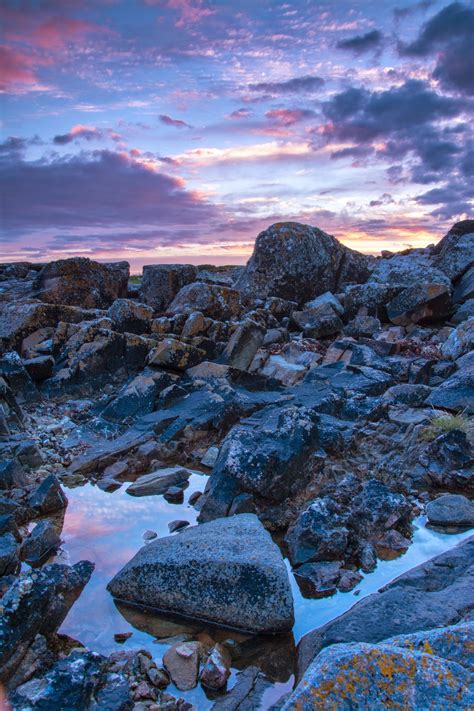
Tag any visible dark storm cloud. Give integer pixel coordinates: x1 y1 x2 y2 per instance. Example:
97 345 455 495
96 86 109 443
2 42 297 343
248 75 325 95
0 149 220 232
414 183 473 218
336 29 383 53
399 2 474 95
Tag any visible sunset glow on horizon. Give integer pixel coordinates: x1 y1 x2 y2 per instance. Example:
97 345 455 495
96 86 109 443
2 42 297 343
1 0 473 268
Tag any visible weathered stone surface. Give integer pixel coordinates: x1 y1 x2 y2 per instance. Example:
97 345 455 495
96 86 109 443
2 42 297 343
221 319 265 370
426 494 474 528
163 642 201 691
0 532 20 576
442 317 474 359
28 475 68 515
200 644 231 690
433 221 474 280
147 338 206 371
108 299 154 334
343 283 402 317
23 355 54 381
292 306 343 338
386 283 453 325
139 264 197 311
100 371 176 421
427 367 474 413
235 222 372 304
0 561 94 683
0 459 28 490
454 264 474 304
297 536 474 678
285 624 474 710
34 257 129 308
126 467 191 497
169 282 241 321
108 514 294 633
20 520 61 566
369 250 450 288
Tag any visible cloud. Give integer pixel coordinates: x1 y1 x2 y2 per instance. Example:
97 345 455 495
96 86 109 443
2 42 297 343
0 149 220 233
398 2 474 95
336 29 383 53
173 140 313 166
393 1 435 20
0 45 42 91
248 75 324 95
265 108 317 126
159 114 192 129
53 124 103 145
226 108 252 120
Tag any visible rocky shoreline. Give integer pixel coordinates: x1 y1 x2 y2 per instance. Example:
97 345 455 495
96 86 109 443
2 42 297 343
0 219 473 709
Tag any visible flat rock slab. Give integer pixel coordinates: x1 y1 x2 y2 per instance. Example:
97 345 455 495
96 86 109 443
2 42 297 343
426 494 474 528
107 513 294 633
126 467 191 497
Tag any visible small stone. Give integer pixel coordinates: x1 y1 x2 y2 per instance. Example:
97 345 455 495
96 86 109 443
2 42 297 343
163 641 202 691
114 632 133 643
168 520 190 533
133 681 157 701
143 530 158 541
147 667 169 689
200 644 231 690
164 486 184 504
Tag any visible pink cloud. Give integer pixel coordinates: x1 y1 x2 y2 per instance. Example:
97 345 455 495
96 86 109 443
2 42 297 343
0 45 39 90
265 108 317 126
31 17 107 50
227 108 252 120
159 114 192 129
165 0 216 28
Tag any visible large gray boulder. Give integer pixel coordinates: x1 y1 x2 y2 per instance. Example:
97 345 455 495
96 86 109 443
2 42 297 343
432 220 474 280
139 264 197 312
297 536 474 678
284 623 474 710
107 513 294 633
33 257 129 309
168 281 241 321
235 222 372 304
426 494 474 528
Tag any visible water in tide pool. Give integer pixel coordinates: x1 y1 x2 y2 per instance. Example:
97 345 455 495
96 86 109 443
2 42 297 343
56 477 473 710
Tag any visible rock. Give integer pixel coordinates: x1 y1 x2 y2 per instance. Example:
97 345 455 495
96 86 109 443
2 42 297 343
108 514 294 634
163 486 185 503
386 283 453 325
343 283 402 317
285 624 474 710
108 299 154 334
383 383 432 407
0 561 94 683
33 257 129 308
23 355 55 382
201 446 219 468
28 475 68 515
139 264 197 311
0 351 38 403
148 338 206 371
427 367 474 413
0 532 20 576
294 561 342 598
126 467 191 497
452 298 474 324
304 291 344 315
454 264 474 304
369 250 450 288
169 282 241 321
432 221 474 280
199 405 321 522
221 319 265 370
0 459 28 490
163 641 201 691
168 520 190 533
292 306 343 338
200 644 231 690
297 536 474 678
114 632 133 643
344 315 381 338
20 520 61 566
101 371 176 422
210 666 272 710
235 222 372 304
426 494 474 529
441 318 474 359
260 354 307 386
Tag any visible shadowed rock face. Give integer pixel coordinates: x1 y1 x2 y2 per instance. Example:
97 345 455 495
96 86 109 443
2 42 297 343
33 257 129 309
235 222 373 304
108 513 294 634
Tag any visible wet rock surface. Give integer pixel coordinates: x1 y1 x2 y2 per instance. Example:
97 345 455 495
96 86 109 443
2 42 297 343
0 219 473 709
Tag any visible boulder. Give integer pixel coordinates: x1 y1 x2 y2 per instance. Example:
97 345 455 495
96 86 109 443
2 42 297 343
20 520 61 566
304 291 344 315
297 536 474 678
432 220 474 280
453 264 474 304
107 514 294 634
369 250 450 288
386 283 453 325
100 370 176 421
235 222 372 304
221 319 265 370
452 298 474 324
163 641 201 691
147 338 206 371
22 355 54 381
285 624 474 710
33 257 129 308
0 532 20 576
107 298 154 334
126 467 191 497
28 475 68 515
139 264 197 311
427 367 474 413
169 282 241 321
442 318 474 360
292 306 343 338
426 494 474 528
343 283 402 317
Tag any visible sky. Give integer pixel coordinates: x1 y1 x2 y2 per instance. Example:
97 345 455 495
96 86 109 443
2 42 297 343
1 0 473 270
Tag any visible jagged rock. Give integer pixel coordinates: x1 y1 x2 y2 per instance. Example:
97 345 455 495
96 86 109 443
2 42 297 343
454 264 474 304
292 306 343 338
285 624 474 710
0 459 28 490
386 283 453 325
297 536 474 678
107 299 154 334
369 250 450 288
427 367 474 413
181 311 208 338
344 315 381 338
148 338 206 371
0 561 94 683
108 514 294 633
198 405 321 522
23 355 54 381
442 318 474 359
100 371 176 421
221 319 265 370
426 494 474 528
294 561 343 598
210 667 272 710
383 383 432 407
452 298 474 324
139 264 197 311
304 291 344 315
419 429 473 491
169 282 241 321
236 222 371 304
28 475 68 515
0 351 37 402
126 467 191 497
432 220 474 280
20 520 61 566
261 355 307 386
343 283 402 317
200 644 231 690
0 532 20 576
33 257 129 308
